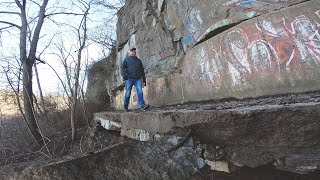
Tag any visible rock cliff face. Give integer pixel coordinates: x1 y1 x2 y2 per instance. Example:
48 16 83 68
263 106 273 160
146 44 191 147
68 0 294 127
87 0 320 110
95 92 320 175
84 0 320 176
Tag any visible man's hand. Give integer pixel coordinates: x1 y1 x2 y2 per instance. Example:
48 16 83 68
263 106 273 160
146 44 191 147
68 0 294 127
143 82 146 87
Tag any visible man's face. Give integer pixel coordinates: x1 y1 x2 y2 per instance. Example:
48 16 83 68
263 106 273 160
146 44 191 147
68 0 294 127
129 50 136 56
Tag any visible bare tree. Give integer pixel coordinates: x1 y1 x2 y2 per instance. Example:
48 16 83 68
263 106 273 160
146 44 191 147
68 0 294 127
48 0 91 141
0 0 124 145
70 0 90 142
0 0 55 145
95 0 124 10
20 0 49 145
0 0 89 145
89 0 124 56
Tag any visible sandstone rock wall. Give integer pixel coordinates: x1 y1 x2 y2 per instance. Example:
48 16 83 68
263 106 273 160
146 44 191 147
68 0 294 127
96 0 320 109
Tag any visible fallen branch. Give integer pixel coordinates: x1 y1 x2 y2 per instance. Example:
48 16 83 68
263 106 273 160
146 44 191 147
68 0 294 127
95 137 103 149
166 129 192 153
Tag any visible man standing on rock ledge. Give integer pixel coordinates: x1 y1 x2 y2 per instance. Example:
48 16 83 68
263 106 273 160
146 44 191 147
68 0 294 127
121 47 149 112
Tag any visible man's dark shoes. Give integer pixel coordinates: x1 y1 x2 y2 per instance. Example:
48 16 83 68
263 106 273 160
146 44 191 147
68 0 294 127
140 104 149 111
124 108 129 112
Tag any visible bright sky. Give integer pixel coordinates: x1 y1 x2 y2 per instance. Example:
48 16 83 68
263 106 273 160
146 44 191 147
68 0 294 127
0 0 122 95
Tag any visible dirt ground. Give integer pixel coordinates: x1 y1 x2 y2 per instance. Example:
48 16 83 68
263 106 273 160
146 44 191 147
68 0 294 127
0 91 320 179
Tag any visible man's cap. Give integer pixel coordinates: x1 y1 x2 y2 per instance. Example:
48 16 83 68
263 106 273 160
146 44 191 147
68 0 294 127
130 47 136 51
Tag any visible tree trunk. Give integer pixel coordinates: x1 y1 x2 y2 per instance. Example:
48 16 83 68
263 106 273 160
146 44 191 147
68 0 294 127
70 7 89 142
22 60 42 144
34 62 48 115
71 95 77 141
16 0 49 146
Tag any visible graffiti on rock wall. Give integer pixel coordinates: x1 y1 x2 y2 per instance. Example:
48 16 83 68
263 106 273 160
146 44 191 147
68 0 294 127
316 10 320 19
159 49 175 60
233 13 319 84
223 28 252 76
190 48 223 88
189 11 320 87
258 15 320 66
223 0 288 11
179 0 292 48
181 19 195 47
221 27 278 85
181 7 203 48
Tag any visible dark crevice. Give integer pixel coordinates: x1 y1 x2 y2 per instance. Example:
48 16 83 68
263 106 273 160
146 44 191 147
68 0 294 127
194 23 240 47
117 28 138 52
117 40 127 52
160 0 166 12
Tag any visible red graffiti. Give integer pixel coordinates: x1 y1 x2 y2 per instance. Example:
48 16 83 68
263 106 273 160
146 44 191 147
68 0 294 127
159 49 175 60
258 15 320 68
218 13 320 85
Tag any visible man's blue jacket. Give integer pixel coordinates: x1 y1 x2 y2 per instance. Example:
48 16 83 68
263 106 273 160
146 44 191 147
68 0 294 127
121 56 146 83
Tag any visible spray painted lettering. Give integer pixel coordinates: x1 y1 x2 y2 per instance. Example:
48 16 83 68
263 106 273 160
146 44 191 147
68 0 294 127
187 11 320 87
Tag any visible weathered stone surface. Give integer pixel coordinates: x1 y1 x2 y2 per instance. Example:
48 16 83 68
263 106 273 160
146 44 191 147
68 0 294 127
88 0 320 109
0 140 201 180
163 0 306 50
176 0 320 103
85 49 117 111
109 0 320 109
117 0 306 51
94 98 320 173
205 160 230 172
85 0 320 176
116 0 178 89
278 152 320 173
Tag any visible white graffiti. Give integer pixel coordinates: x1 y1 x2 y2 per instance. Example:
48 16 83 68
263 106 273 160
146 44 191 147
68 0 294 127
196 48 222 88
258 15 320 67
223 0 242 6
249 40 273 71
316 10 320 19
188 11 320 88
228 62 242 86
224 28 252 77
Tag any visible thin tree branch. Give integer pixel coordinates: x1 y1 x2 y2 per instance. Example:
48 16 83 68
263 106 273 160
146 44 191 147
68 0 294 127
94 0 123 11
166 129 192 153
45 12 85 17
45 16 68 27
28 0 49 59
1 65 28 137
29 0 41 8
52 41 75 98
0 21 21 29
0 1 16 6
70 0 91 142
35 58 45 64
38 58 72 104
80 46 90 127
0 25 15 31
0 11 21 16
14 0 22 10
38 34 56 57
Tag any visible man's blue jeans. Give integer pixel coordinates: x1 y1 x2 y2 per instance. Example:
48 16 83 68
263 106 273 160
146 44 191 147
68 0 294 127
124 79 145 109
